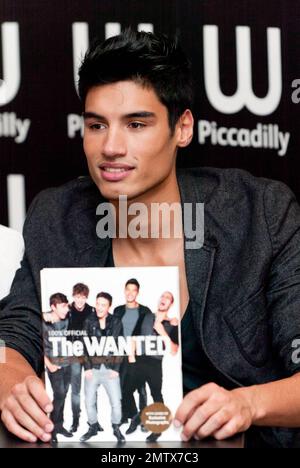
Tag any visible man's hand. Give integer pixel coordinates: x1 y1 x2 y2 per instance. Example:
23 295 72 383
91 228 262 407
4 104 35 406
44 356 60 374
42 312 55 324
1 375 54 443
84 370 93 380
174 383 255 441
108 370 119 379
47 364 61 374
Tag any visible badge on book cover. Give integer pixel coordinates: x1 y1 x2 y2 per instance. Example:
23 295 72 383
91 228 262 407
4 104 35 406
141 403 172 433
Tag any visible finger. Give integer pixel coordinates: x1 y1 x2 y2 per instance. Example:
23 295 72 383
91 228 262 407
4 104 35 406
17 391 54 433
196 409 231 440
181 399 223 440
175 383 219 426
25 376 53 413
7 399 51 442
213 418 241 440
1 408 38 443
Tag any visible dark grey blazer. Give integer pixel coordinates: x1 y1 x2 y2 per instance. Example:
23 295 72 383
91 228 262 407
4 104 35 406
1 167 300 447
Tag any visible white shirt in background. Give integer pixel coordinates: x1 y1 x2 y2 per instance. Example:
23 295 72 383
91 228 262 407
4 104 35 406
0 225 24 300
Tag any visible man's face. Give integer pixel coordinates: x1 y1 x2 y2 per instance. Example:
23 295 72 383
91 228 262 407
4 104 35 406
73 294 87 311
83 80 180 201
95 297 110 318
125 284 139 303
53 303 69 320
158 292 173 311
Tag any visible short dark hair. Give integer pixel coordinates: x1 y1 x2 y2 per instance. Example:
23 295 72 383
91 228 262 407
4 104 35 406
125 278 140 290
78 28 194 132
73 283 89 297
96 292 113 306
50 293 68 307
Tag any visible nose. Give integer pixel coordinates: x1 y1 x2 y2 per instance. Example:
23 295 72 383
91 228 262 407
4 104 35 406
102 126 127 159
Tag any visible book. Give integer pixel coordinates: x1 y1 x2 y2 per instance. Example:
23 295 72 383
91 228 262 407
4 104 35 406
41 266 183 443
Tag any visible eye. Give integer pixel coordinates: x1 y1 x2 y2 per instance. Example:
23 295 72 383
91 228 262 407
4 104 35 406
88 122 106 131
128 122 146 129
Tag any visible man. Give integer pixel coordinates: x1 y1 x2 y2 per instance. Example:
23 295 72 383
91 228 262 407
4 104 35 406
81 292 125 442
152 291 179 356
67 283 93 433
43 293 73 443
123 290 179 442
113 279 152 434
1 29 300 447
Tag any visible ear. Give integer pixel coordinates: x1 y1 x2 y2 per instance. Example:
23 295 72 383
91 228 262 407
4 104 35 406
176 109 194 147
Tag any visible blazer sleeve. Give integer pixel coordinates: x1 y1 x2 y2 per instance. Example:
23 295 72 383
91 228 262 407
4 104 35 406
0 195 44 376
264 180 300 375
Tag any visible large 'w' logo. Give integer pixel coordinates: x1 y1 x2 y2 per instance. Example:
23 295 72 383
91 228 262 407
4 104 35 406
0 22 20 106
203 25 282 116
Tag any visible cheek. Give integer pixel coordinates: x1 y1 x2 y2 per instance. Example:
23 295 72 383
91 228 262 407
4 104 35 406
83 135 98 160
131 127 172 156
132 134 174 169
83 140 91 161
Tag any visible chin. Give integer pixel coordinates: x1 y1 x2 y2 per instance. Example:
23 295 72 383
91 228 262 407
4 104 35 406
95 181 126 199
98 184 141 202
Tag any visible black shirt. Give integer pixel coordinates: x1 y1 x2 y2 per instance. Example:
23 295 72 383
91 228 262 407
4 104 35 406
83 313 122 371
181 300 226 395
68 302 93 332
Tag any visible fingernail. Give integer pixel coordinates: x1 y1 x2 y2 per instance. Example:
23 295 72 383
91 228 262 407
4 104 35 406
45 405 53 413
181 433 189 442
173 419 182 428
41 433 51 442
194 435 200 441
29 436 37 443
45 423 54 433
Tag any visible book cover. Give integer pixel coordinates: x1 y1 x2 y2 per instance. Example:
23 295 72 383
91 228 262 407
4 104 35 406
41 266 182 443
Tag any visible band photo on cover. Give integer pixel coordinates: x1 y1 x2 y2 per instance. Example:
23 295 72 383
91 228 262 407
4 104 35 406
41 266 182 444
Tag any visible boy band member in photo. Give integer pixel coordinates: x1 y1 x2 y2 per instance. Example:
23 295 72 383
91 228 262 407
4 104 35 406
123 291 179 441
113 279 152 434
153 291 179 355
43 293 73 443
67 283 93 433
81 292 125 442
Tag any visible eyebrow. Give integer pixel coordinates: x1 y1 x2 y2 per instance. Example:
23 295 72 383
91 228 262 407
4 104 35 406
82 111 156 120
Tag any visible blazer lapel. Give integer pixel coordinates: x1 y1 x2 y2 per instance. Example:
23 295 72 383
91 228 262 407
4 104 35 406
177 169 217 335
72 186 112 268
75 236 111 267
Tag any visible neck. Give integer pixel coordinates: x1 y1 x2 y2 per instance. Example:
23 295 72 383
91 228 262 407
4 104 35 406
158 310 168 317
126 302 139 309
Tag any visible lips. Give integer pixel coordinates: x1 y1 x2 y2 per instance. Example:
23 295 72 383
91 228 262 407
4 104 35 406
99 163 135 182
